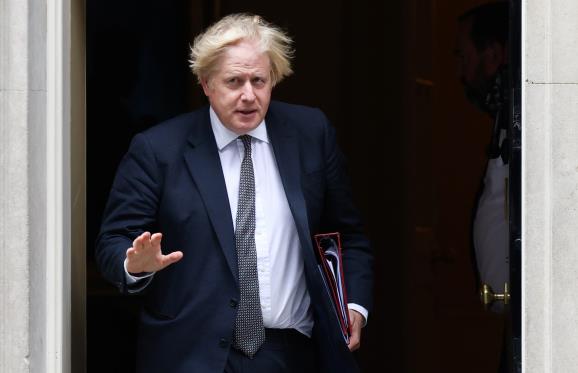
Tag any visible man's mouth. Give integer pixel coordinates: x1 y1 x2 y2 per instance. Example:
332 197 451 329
237 109 257 115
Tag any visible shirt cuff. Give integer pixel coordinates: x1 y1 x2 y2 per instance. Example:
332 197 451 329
124 258 155 292
348 303 369 326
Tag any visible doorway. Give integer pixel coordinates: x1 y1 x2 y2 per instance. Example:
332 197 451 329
85 1 517 371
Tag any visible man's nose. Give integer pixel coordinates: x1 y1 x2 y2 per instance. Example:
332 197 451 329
240 81 256 102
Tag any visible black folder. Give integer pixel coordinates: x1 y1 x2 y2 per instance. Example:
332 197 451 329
314 232 351 344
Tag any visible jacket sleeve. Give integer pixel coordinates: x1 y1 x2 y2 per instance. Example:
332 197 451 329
95 132 162 294
318 112 374 313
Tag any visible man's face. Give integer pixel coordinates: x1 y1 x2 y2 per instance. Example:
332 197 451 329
455 19 489 103
201 40 272 134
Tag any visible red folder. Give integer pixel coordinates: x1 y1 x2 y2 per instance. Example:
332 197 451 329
314 232 351 344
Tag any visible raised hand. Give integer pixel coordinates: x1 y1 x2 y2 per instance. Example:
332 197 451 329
126 232 183 274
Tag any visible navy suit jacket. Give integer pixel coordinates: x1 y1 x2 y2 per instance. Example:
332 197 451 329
96 101 373 373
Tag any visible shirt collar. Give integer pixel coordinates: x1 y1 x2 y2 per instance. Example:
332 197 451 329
209 107 269 151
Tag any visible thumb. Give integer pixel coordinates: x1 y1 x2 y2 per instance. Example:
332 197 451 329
159 251 184 270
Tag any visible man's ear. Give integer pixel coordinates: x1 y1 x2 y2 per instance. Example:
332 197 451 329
482 41 507 76
200 78 211 97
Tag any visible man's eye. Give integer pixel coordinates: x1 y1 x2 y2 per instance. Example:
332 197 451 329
252 78 265 86
226 78 240 85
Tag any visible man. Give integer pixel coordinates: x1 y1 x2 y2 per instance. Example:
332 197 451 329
96 13 373 373
455 2 510 311
456 3 512 373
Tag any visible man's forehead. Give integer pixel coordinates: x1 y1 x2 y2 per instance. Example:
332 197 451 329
217 47 270 72
219 58 270 72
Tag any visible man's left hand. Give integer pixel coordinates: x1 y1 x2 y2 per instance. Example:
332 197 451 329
347 309 364 351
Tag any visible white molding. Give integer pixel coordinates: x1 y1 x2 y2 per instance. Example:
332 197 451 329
46 0 71 372
521 3 526 372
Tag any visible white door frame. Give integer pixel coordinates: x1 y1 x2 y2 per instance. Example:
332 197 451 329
45 0 72 371
46 0 87 371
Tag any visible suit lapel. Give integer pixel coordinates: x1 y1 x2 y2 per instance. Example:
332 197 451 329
266 108 316 265
183 109 238 283
182 106 318 284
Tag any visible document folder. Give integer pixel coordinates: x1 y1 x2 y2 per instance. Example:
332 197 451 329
314 232 351 344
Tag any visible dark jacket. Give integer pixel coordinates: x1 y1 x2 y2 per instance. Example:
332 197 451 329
96 101 373 373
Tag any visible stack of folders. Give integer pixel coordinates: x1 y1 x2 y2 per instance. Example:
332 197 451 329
314 232 351 344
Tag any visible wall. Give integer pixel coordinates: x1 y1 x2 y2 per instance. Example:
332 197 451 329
523 0 578 372
1 0 43 371
0 0 71 372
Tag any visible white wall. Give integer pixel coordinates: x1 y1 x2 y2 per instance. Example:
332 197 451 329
523 0 578 372
1 0 37 371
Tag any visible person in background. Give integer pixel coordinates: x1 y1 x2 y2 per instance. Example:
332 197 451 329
456 3 511 372
456 1 510 312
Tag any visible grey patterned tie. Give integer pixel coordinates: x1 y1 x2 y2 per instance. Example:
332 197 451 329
233 135 265 358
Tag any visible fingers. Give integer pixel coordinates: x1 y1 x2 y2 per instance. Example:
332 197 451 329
127 232 147 257
126 232 183 273
150 232 163 248
347 310 362 351
130 231 151 253
130 232 162 253
159 251 184 269
347 329 360 351
127 232 149 258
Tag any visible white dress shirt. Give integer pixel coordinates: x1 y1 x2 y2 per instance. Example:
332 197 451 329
209 108 314 335
125 107 368 334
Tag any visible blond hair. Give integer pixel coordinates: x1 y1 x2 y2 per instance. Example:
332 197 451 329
189 13 294 86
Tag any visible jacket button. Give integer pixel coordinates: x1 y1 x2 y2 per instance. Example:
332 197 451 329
219 338 229 348
230 298 238 308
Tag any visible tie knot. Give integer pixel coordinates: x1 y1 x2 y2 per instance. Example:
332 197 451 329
239 135 252 155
